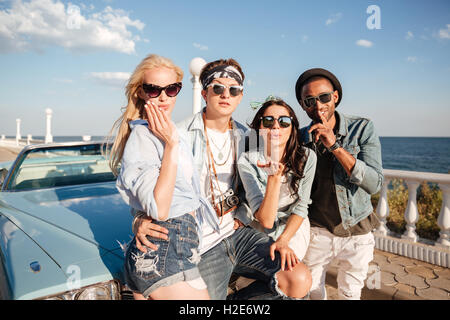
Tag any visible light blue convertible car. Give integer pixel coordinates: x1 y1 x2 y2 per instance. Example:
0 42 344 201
0 142 134 300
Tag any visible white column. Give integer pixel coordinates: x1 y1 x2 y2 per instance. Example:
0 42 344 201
436 184 450 248
189 57 207 115
45 108 53 144
16 118 21 145
401 180 420 242
27 134 32 145
375 178 390 236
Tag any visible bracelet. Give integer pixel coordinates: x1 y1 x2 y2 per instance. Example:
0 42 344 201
132 211 147 235
327 140 342 152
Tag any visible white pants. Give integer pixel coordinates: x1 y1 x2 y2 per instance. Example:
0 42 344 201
287 217 310 261
303 227 375 300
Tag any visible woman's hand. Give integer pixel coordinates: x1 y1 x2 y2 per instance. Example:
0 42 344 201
257 160 285 178
135 216 169 253
269 237 299 271
145 101 179 147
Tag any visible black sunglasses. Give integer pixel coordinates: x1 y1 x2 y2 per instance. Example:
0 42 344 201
303 91 334 108
260 116 293 129
142 82 182 98
207 83 243 97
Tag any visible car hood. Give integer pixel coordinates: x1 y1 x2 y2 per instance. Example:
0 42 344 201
0 182 133 255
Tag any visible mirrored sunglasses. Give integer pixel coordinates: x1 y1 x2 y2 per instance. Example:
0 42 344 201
207 83 243 97
303 92 334 108
260 116 293 129
142 82 182 98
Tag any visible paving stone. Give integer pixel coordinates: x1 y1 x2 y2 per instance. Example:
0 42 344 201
381 271 397 286
425 277 450 291
394 283 416 296
405 265 437 279
382 263 408 277
372 254 390 267
395 274 429 289
416 287 450 300
389 256 417 267
375 249 397 259
234 276 255 291
433 268 450 279
325 284 338 300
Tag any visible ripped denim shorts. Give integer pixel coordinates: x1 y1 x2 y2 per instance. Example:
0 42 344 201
124 213 203 298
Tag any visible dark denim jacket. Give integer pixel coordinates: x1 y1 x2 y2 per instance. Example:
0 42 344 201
299 111 384 229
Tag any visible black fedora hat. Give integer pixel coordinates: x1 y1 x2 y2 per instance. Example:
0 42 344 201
295 68 342 107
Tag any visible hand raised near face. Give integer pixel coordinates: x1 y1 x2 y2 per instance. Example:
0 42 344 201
257 159 285 177
308 112 336 149
144 101 179 147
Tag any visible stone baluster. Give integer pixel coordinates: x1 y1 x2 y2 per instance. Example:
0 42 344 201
375 178 390 236
401 179 420 242
436 183 450 248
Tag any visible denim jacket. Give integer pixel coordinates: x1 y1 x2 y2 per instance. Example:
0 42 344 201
237 141 317 240
176 108 254 226
299 111 384 229
116 120 220 236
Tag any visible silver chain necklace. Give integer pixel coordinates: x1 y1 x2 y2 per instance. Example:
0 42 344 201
207 129 231 160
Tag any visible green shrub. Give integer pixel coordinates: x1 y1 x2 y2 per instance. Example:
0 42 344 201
371 179 442 241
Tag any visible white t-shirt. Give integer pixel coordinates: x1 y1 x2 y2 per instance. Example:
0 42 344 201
199 128 236 254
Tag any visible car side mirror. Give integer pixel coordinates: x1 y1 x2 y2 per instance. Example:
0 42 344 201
0 168 8 188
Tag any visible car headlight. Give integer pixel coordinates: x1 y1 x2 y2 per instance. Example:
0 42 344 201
39 280 121 300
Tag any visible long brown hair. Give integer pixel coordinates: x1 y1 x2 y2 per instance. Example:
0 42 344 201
249 98 307 194
105 54 183 176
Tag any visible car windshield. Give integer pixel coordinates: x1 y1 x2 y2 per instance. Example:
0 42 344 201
6 144 117 191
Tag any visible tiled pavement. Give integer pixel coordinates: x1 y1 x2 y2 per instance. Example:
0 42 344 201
325 249 450 300
229 249 450 300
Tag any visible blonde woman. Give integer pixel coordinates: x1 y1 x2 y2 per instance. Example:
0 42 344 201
108 54 219 300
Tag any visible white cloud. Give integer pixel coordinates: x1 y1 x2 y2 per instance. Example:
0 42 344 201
0 0 145 54
193 42 208 51
89 72 130 87
406 56 418 63
437 24 450 39
356 39 373 48
405 31 414 40
325 13 342 26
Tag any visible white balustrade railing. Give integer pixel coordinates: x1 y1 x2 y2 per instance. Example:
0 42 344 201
375 169 450 267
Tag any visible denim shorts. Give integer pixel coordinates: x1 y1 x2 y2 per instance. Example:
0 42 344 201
124 213 203 298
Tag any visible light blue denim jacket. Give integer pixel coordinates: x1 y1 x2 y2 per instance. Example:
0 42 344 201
176 108 254 226
237 138 317 239
116 120 220 236
299 111 384 229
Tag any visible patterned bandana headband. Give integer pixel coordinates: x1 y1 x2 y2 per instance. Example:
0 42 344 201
201 65 244 90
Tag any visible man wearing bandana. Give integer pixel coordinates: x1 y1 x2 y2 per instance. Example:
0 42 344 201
131 58 312 300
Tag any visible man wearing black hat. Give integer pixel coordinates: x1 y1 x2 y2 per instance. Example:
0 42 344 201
295 68 383 300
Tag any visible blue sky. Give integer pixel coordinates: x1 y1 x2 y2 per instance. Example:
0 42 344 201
0 0 449 137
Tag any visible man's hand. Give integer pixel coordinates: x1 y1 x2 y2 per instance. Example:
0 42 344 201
233 219 244 230
308 113 336 149
135 216 169 253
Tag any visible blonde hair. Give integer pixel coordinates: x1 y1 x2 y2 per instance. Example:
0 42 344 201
105 54 183 176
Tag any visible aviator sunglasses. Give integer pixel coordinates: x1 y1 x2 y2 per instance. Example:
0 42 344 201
303 91 334 108
260 116 293 129
207 83 243 97
142 82 182 98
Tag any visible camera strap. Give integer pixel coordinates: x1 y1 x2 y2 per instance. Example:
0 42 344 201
202 111 237 218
